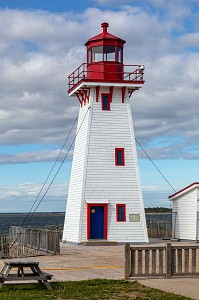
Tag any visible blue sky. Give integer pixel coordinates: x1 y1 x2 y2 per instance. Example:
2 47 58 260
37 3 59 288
0 0 92 12
0 0 199 212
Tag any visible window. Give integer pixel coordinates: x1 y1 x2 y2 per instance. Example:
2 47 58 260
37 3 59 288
89 46 123 63
92 46 103 62
87 48 92 64
116 204 126 221
103 45 115 61
102 94 110 110
117 47 122 63
115 148 125 166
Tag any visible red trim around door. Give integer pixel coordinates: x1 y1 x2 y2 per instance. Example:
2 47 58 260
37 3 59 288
87 203 108 239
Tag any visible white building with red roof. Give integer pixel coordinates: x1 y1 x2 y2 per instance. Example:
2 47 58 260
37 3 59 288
169 182 199 241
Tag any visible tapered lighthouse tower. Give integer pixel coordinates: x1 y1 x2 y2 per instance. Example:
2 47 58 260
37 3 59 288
63 23 148 244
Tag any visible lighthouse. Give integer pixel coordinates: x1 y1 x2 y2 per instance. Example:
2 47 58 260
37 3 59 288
63 23 148 244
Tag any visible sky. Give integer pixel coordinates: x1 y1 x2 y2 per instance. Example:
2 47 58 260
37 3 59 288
0 0 199 212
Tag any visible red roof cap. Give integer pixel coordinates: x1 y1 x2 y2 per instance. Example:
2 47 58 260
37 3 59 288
101 22 109 33
169 182 199 199
85 23 126 46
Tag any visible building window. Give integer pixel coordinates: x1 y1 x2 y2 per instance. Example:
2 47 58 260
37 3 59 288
89 46 123 63
115 148 125 166
87 48 92 64
102 93 110 110
117 47 123 63
92 46 103 62
116 204 126 221
103 45 115 61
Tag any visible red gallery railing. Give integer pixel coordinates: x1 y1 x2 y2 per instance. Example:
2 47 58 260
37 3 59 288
68 63 144 92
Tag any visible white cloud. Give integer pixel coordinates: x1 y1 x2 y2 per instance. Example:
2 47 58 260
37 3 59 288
0 149 73 164
0 182 67 199
91 0 133 6
0 5 198 163
0 182 68 212
142 184 170 192
132 51 199 148
178 32 199 48
143 189 171 208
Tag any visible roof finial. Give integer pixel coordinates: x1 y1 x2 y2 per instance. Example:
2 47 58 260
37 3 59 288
101 22 109 33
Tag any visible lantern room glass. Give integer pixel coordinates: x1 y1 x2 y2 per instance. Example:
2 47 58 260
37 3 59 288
88 48 92 64
117 47 122 63
103 46 115 61
92 46 103 62
89 46 123 63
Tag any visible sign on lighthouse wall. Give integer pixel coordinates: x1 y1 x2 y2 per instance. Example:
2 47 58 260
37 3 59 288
62 23 148 244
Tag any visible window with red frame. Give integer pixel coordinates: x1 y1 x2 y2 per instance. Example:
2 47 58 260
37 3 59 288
116 204 126 221
115 148 125 166
102 93 110 110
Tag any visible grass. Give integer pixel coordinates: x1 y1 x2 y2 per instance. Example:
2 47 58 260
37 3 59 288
0 279 193 300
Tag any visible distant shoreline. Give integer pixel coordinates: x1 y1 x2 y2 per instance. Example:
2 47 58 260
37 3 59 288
0 212 66 235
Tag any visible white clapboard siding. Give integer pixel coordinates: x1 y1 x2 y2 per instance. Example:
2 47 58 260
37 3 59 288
63 86 148 243
80 87 148 243
172 188 197 240
197 193 199 240
62 102 91 243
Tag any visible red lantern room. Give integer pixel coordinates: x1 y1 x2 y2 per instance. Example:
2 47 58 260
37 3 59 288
85 22 125 81
68 23 145 104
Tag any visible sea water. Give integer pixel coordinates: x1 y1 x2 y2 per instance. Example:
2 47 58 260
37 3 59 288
0 212 65 235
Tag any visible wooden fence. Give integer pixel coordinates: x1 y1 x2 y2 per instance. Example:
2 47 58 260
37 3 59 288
146 220 172 239
0 227 60 259
0 235 10 259
124 242 199 279
145 213 173 239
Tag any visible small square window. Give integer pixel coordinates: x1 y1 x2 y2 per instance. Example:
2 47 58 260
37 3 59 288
115 148 125 166
116 204 126 222
102 94 110 110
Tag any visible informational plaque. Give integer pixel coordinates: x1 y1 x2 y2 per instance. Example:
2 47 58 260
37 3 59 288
129 214 140 222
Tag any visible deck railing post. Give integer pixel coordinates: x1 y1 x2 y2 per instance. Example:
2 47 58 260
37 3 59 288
124 243 130 280
165 242 172 278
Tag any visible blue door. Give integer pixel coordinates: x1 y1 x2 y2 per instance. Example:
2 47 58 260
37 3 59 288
90 206 104 239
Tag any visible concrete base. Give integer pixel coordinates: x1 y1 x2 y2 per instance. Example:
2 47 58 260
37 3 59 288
170 238 179 242
80 240 118 246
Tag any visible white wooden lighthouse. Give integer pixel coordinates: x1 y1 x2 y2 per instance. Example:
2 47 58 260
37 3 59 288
63 23 148 244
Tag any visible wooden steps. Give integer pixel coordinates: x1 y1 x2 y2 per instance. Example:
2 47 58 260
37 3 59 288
81 240 118 246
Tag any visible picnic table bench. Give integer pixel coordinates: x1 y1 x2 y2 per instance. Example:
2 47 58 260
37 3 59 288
0 260 53 290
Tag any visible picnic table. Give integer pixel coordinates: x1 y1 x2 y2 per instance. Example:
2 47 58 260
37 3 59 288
0 260 53 290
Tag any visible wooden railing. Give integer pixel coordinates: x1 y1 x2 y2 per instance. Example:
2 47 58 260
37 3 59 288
0 227 60 258
0 235 10 259
68 63 144 91
146 220 172 238
124 243 199 279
